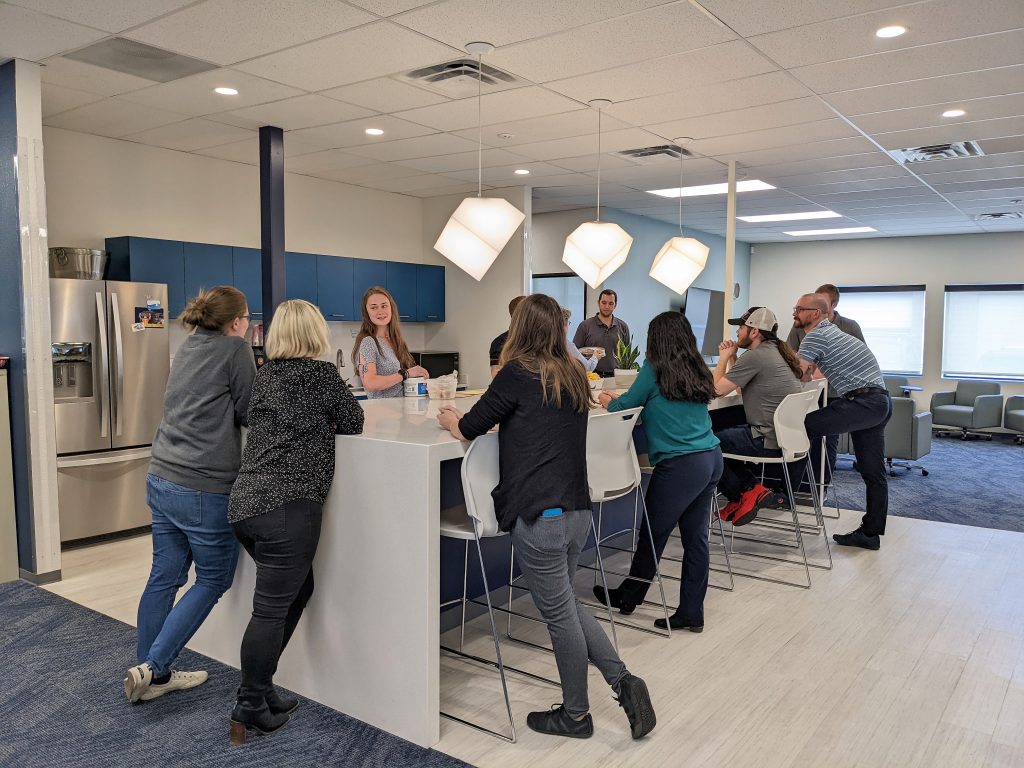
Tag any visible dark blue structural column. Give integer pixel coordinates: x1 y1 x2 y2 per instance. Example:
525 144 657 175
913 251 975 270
259 125 286 328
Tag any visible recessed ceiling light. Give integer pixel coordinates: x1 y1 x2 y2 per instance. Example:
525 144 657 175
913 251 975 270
514 169 530 175
784 227 877 237
738 211 841 223
942 109 966 118
647 180 775 198
365 128 384 136
214 87 238 96
875 25 906 38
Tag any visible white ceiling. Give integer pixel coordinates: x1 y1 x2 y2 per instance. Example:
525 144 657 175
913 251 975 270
3 0 1024 241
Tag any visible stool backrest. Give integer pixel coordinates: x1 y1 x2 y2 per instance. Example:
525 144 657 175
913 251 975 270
587 407 644 502
773 389 820 461
461 432 502 538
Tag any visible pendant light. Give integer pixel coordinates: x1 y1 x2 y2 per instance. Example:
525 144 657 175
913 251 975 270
648 138 709 294
434 42 525 281
562 99 632 289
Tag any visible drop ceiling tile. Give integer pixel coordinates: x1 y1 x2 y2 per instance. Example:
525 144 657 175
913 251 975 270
5 0 197 33
212 95 374 131
748 0 1024 70
650 98 838 143
278 149 377 175
235 21 461 92
393 0 675 49
0 4 107 61
488 2 737 82
507 128 677 162
769 165 908 186
320 77 448 112
393 87 584 132
917 151 1024 175
548 154 640 173
592 164 728 189
444 161 587 183
547 41 776 103
372 174 483 193
343 132 480 161
117 69 304 117
345 0 437 16
696 0 910 37
194 135 328 164
976 136 1024 156
853 93 1024 137
126 0 376 66
452 110 631 147
43 97 189 137
874 116 1024 151
781 175 922 196
807 187 941 204
288 114 437 150
312 160 424 185
931 178 1024 195
40 56 157 95
403 182 488 198
40 83 104 117
752 152 899 177
396 148 531 173
719 136 879 167
793 30 1024 95
122 118 254 151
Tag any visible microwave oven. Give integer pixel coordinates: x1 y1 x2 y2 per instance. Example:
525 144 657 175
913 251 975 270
411 351 459 378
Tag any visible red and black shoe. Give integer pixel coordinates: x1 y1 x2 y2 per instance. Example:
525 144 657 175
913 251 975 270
732 484 772 527
718 500 741 521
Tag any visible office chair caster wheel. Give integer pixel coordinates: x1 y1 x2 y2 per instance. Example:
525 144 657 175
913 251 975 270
986 435 992 441
922 469 929 476
889 470 897 477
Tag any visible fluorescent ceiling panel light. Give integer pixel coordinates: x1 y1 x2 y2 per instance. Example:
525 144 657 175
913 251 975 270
875 26 906 38
942 109 966 118
647 180 775 198
737 211 841 223
784 227 877 236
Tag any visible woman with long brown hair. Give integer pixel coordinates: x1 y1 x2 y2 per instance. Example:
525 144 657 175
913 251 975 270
351 286 428 398
437 294 656 742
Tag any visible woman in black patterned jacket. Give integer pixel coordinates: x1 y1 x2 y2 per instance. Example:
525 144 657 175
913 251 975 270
227 299 364 743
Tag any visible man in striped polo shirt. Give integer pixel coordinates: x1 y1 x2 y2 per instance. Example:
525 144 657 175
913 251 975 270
793 294 891 550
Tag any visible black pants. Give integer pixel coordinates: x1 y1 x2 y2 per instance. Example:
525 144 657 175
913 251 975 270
805 392 891 536
232 499 322 699
619 448 723 623
713 425 781 502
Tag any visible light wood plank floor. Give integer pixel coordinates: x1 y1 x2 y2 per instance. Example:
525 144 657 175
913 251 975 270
45 509 1024 768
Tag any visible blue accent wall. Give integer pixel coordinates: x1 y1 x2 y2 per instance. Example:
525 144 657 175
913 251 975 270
0 62 32 568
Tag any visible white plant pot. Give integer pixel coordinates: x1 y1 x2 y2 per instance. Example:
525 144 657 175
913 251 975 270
614 368 638 389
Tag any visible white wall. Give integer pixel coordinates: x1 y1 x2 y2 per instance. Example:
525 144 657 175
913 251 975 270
532 207 752 362
749 232 1024 407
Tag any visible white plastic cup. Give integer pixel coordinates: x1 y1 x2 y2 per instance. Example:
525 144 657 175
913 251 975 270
404 376 426 397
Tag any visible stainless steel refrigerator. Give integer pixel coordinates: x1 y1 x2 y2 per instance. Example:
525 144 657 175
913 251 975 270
50 278 169 541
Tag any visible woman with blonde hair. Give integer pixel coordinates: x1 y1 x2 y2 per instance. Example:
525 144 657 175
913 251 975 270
351 285 428 398
125 286 254 704
437 294 655 741
228 300 364 742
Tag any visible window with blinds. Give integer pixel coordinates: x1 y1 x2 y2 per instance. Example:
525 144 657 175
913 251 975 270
943 284 1024 381
837 285 926 376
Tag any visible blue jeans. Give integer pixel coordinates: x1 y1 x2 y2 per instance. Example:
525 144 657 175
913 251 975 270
136 474 239 677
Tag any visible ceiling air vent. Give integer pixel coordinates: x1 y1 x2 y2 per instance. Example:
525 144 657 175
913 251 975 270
888 141 985 165
64 38 217 83
618 145 694 164
401 58 517 98
974 212 1024 221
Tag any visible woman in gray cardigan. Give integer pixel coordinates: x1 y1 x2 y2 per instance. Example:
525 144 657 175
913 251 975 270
123 286 255 704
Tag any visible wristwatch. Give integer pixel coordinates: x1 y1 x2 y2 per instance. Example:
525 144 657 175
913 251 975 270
399 368 408 380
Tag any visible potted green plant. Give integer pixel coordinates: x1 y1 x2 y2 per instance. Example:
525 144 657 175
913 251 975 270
613 334 640 389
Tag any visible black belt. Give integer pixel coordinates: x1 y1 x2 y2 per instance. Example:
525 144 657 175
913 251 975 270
844 386 887 397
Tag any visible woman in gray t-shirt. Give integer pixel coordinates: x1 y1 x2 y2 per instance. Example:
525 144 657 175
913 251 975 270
350 285 428 398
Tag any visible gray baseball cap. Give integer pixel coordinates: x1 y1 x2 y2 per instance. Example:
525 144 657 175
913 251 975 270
727 306 778 332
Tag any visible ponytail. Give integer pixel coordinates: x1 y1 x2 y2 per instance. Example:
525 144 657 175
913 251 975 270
180 286 248 332
760 329 803 380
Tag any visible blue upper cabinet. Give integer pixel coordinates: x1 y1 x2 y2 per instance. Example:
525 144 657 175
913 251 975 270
232 247 262 317
352 259 387 318
285 252 318 306
106 236 186 318
386 261 417 322
183 243 233 308
416 264 445 322
317 256 354 322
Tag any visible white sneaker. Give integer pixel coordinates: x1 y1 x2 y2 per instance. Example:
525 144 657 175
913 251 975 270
124 663 153 703
139 670 209 701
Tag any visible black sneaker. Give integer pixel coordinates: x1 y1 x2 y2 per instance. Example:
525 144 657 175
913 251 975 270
614 673 656 739
833 528 880 550
654 614 704 632
526 704 593 739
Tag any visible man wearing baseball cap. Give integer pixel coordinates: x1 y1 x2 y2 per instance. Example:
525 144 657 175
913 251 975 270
712 307 804 526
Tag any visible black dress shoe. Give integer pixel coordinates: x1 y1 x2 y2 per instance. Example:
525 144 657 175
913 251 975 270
614 673 656 739
266 688 299 716
526 705 593 739
592 584 636 616
229 697 290 745
833 528 880 550
654 614 704 632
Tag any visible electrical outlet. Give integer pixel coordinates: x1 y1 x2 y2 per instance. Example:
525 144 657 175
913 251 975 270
350 329 358 338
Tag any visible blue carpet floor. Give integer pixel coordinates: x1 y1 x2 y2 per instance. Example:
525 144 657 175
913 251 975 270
830 434 1024 533
0 581 472 768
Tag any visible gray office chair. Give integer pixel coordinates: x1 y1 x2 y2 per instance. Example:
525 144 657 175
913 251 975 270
930 381 1003 440
1004 396 1024 445
884 396 932 476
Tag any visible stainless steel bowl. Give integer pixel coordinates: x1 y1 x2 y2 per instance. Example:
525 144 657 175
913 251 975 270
48 248 108 280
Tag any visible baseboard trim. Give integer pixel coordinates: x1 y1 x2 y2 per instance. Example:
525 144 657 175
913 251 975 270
19 568 62 585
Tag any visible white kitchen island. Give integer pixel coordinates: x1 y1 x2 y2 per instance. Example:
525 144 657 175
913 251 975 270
189 389 742 747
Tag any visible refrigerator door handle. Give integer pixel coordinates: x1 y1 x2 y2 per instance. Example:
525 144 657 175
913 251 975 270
110 291 125 436
57 448 151 468
95 291 109 439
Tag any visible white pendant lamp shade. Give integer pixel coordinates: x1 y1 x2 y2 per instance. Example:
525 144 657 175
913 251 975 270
434 196 525 281
562 221 633 289
649 236 710 294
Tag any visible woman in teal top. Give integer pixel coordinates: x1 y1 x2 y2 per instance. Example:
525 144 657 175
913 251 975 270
596 311 723 632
